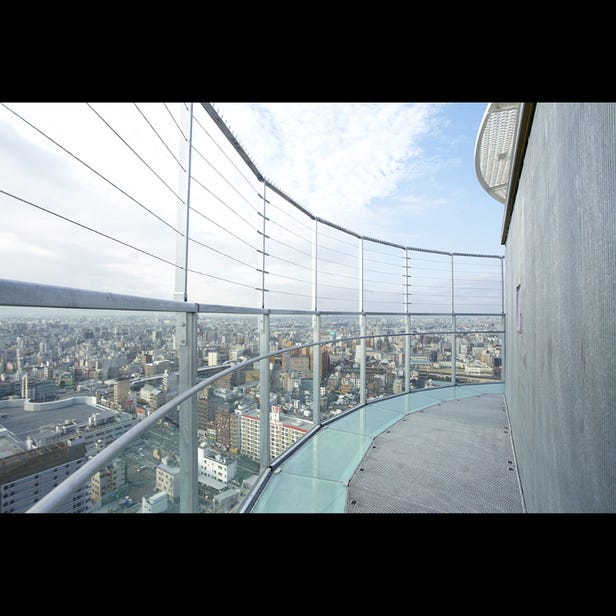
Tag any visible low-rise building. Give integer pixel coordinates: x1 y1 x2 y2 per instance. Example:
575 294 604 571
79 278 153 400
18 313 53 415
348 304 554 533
198 446 237 485
156 463 180 502
142 490 168 513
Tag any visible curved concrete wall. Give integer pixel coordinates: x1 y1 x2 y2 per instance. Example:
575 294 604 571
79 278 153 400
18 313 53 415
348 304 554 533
505 103 616 512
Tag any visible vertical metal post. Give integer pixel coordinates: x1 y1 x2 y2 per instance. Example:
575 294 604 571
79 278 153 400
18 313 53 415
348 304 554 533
173 103 197 512
312 218 318 312
175 103 192 303
260 183 268 310
451 313 457 386
178 311 198 512
405 314 412 414
404 249 411 392
259 312 271 470
451 253 456 385
359 237 364 313
311 220 321 506
257 186 270 469
312 218 320 425
312 314 321 424
500 256 506 382
359 238 366 405
500 256 505 316
404 249 411 412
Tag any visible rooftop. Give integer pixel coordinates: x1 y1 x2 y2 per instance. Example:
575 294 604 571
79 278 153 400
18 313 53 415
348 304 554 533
0 397 125 448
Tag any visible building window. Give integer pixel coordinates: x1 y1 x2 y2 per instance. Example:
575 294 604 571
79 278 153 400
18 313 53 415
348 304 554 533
516 284 522 333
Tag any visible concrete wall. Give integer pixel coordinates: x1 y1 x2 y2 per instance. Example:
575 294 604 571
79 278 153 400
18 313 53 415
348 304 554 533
504 103 615 512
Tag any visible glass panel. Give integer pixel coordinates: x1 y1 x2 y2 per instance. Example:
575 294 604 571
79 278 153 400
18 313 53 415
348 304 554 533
460 382 504 395
455 316 504 383
88 308 180 514
270 314 314 425
277 425 372 483
363 240 405 313
0 103 178 300
0 306 180 513
408 250 452 313
265 189 313 311
189 103 263 308
365 316 407 396
196 312 263 512
407 332 450 390
251 471 347 513
252 418 372 513
317 224 359 312
330 404 404 439
453 255 503 314
197 360 263 513
318 316 362 416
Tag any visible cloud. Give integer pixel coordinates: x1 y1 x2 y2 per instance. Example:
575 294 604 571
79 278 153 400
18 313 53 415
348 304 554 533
0 231 58 259
214 103 443 231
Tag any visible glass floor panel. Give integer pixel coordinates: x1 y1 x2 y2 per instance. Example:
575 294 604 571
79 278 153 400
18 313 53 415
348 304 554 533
251 472 347 513
274 427 372 483
250 383 504 513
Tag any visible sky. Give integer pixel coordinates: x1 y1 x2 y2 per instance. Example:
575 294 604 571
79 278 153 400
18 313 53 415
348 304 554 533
0 102 505 311
213 102 504 253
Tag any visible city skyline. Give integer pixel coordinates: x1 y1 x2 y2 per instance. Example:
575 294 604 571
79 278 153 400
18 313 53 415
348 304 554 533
1 309 503 513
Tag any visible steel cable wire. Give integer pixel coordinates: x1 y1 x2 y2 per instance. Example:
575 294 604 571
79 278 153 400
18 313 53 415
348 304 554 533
133 103 185 171
190 174 257 232
164 103 187 141
191 144 260 213
0 103 183 237
0 189 257 292
86 103 185 203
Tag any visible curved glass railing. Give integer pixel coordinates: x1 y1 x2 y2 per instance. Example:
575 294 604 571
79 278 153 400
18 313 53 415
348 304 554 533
0 103 505 513
244 381 505 513
0 288 503 513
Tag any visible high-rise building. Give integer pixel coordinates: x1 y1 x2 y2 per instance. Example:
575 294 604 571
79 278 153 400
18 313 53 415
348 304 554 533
113 377 130 410
20 374 28 399
161 370 178 396
214 407 240 452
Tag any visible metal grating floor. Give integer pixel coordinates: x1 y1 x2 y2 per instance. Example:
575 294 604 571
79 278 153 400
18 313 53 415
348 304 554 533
346 394 524 513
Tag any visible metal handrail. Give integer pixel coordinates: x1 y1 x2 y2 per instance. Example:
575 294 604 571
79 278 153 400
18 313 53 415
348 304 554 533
0 279 504 319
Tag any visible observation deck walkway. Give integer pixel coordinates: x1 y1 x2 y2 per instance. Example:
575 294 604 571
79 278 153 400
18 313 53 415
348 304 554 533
250 383 524 514
346 390 524 513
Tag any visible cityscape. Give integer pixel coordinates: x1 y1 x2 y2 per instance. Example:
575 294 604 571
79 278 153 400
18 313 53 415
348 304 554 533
2 101 613 515
0 309 502 513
